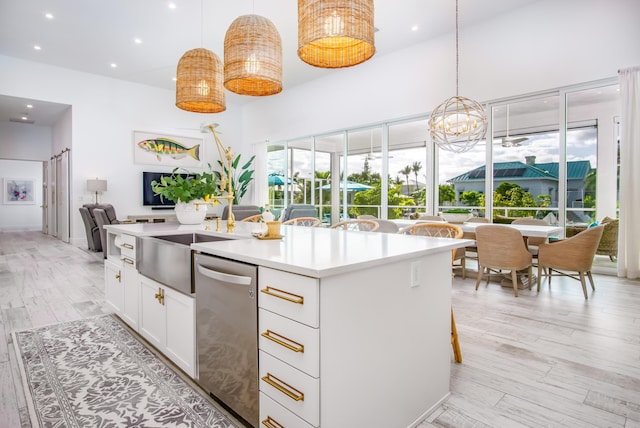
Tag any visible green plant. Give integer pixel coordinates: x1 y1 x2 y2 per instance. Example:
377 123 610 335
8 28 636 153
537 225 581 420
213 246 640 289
151 165 219 203
215 154 256 204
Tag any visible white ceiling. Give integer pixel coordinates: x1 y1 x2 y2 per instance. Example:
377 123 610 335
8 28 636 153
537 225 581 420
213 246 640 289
0 0 542 126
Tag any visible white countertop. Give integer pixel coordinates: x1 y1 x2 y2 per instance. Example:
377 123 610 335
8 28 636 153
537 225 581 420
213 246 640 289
105 221 471 278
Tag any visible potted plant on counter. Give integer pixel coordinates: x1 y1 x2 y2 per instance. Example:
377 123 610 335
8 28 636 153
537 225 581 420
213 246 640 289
151 165 219 224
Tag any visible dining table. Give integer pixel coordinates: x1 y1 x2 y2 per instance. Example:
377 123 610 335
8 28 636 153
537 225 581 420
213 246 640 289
392 219 563 239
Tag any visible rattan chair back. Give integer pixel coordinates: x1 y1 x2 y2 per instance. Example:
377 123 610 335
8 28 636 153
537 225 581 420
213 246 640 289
330 219 379 232
282 217 321 227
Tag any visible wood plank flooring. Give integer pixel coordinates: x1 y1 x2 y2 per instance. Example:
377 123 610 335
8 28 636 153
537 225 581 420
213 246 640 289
1 231 639 428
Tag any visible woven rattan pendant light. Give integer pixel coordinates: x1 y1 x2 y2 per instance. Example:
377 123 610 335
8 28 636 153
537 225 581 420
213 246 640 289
224 14 282 96
297 0 375 68
175 1 225 113
428 0 486 153
176 48 225 113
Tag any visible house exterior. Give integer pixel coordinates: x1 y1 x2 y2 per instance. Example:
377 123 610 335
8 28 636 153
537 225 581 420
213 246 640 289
447 156 593 208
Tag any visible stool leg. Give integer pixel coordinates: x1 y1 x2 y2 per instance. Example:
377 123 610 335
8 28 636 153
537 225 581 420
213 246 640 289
451 308 462 363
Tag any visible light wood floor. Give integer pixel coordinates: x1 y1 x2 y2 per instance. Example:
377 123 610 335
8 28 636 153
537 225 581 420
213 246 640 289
1 232 639 428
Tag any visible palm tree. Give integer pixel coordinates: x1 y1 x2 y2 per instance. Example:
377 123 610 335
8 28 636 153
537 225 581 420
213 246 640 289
411 161 422 192
399 166 412 194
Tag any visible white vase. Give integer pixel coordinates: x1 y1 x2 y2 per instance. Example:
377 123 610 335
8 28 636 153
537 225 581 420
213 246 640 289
174 200 207 225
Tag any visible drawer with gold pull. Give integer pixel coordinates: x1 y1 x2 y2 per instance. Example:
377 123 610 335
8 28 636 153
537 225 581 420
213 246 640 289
118 233 136 259
260 392 316 428
258 267 319 328
259 351 319 427
259 308 319 377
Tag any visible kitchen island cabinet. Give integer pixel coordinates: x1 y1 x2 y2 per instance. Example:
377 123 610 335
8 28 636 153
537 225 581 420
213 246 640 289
104 221 470 427
139 274 196 377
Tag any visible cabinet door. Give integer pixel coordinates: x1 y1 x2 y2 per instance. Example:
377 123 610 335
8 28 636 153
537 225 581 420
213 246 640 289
120 257 139 331
164 287 196 377
138 276 166 350
104 259 123 314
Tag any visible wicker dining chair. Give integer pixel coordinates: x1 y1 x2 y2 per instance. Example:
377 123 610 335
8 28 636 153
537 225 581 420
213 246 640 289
536 225 604 299
397 222 464 363
330 219 379 232
282 217 321 227
371 219 400 233
398 223 466 278
241 214 264 222
511 217 549 256
474 225 533 297
462 217 490 258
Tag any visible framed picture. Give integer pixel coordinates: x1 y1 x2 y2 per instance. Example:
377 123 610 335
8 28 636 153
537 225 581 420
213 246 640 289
4 178 36 204
133 131 204 168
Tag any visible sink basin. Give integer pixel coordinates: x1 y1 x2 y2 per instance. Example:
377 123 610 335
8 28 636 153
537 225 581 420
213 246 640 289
154 233 231 245
137 233 232 295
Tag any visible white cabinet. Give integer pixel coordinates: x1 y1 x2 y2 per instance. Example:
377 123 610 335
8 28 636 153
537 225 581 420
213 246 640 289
138 275 196 378
258 267 320 427
120 258 139 330
104 231 139 331
258 252 452 428
104 258 123 314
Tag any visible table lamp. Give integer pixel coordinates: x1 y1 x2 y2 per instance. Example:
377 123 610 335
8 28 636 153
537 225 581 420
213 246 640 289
87 178 107 203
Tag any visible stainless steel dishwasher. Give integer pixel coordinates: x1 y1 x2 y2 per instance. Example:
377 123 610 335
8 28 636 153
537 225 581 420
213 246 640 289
193 252 259 428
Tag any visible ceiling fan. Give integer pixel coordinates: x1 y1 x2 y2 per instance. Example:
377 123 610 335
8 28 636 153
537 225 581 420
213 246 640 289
363 130 392 160
501 105 528 147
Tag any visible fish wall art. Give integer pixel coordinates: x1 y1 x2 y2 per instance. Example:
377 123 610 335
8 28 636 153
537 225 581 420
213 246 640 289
133 131 204 167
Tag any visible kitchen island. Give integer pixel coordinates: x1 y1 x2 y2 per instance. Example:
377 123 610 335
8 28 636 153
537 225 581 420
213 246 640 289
103 221 471 428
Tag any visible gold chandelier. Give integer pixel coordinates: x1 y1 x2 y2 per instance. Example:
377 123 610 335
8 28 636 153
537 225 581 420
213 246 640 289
224 14 283 96
297 0 375 68
428 0 486 153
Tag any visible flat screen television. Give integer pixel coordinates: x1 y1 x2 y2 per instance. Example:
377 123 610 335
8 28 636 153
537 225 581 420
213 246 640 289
142 171 188 208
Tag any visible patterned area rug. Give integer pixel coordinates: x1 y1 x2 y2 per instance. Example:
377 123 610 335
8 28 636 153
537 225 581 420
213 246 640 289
13 315 239 428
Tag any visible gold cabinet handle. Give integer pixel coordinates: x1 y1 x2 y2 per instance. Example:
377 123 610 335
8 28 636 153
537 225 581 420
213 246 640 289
122 257 134 265
261 330 304 353
261 373 304 402
155 288 165 305
261 416 285 428
122 243 134 250
115 271 121 282
260 286 304 305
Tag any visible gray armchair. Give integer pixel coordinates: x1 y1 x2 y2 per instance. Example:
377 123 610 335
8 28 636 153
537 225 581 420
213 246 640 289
79 207 101 251
82 203 120 255
222 205 261 221
281 204 317 222
93 208 110 259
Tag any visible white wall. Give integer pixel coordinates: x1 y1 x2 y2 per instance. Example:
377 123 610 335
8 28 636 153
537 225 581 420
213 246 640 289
241 0 640 143
0 159 43 231
0 55 243 246
0 121 52 160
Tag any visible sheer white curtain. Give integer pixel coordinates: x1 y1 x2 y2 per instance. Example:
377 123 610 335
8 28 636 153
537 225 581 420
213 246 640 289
617 66 640 279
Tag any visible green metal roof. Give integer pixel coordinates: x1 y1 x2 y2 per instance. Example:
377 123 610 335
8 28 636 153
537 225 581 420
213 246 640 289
535 160 592 180
447 160 591 183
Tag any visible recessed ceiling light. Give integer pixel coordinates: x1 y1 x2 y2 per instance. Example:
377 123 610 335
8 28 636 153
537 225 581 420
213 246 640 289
34 45 41 50
168 3 177 9
45 13 54 19
134 38 142 44
411 25 419 31
110 63 118 68
26 104 33 109
21 116 28 121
